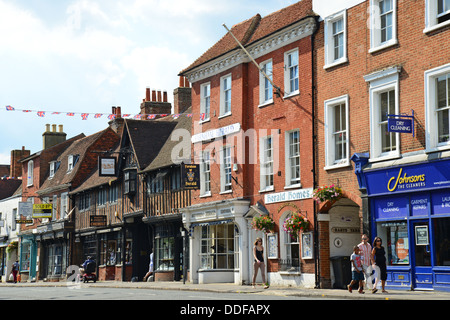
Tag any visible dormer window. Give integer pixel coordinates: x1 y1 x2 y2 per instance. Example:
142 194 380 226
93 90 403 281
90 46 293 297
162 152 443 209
49 161 60 179
68 155 79 173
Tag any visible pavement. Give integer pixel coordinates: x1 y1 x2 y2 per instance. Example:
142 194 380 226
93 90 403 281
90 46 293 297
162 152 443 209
1 280 450 300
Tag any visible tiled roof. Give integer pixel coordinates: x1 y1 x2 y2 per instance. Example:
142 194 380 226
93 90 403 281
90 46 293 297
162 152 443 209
142 107 193 172
39 128 116 193
180 0 314 75
124 119 178 170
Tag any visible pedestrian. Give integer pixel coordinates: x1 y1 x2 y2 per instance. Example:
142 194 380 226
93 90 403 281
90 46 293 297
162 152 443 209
143 249 154 282
371 236 388 293
348 246 365 294
11 260 19 283
252 238 268 289
358 234 373 289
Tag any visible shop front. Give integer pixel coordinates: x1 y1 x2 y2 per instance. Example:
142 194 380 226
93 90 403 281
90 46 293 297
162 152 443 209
182 199 250 285
356 156 450 291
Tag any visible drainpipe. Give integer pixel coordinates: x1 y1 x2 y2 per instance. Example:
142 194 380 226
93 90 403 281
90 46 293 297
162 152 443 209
311 15 320 289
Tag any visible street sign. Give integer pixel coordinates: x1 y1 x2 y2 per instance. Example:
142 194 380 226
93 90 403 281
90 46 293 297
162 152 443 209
32 204 52 218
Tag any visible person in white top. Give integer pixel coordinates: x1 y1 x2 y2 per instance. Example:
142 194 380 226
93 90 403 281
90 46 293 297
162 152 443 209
357 234 374 289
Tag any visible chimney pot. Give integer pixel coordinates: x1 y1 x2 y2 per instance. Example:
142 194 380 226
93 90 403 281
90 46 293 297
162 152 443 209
157 90 162 102
184 77 190 88
52 124 57 132
45 124 50 132
116 106 121 118
59 125 63 133
163 91 168 102
152 90 156 102
146 87 151 101
179 76 184 87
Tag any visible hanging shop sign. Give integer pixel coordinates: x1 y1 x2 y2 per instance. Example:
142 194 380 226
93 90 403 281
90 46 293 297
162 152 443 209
16 219 33 224
99 157 117 176
387 110 415 136
182 164 200 190
19 202 33 217
90 215 107 227
32 204 52 219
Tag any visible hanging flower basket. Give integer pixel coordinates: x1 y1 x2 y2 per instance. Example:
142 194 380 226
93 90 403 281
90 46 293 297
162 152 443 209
6 241 18 258
283 212 310 235
251 215 275 234
312 184 342 203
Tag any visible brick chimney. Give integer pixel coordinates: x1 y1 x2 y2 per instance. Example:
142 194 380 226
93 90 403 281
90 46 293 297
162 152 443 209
140 87 172 117
109 106 125 136
173 76 192 114
10 146 30 178
42 124 67 149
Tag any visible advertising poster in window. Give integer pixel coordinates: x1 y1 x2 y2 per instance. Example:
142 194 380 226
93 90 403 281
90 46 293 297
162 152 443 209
301 232 313 259
415 226 429 246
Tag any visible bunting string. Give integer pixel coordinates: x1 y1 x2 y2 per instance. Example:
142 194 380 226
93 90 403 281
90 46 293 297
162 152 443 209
3 105 201 121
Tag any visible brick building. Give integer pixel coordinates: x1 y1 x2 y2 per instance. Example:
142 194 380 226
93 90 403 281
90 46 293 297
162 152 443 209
314 0 450 290
180 0 320 287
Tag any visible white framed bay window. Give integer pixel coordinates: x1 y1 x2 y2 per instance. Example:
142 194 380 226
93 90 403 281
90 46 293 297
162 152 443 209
324 95 350 169
425 63 450 152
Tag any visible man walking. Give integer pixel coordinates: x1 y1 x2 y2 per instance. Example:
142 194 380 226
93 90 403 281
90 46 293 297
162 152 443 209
358 234 373 290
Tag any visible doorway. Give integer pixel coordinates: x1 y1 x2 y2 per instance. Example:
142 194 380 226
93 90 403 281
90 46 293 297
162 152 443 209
411 220 433 290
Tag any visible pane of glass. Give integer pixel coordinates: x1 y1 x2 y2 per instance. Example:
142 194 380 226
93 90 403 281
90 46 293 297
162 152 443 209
380 92 389 121
436 75 447 108
433 218 450 266
438 109 449 143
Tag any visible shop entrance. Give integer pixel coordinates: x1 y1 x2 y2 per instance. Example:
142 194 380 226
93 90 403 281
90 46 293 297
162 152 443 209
412 220 433 290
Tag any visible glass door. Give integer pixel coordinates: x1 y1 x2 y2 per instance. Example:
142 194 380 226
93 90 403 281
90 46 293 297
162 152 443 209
412 220 433 290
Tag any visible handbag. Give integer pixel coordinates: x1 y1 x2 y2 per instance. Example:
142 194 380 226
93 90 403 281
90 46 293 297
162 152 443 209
9 273 14 281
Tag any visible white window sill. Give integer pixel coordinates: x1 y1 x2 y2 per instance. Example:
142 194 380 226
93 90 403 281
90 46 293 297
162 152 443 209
369 153 401 163
369 39 398 54
324 57 348 70
423 20 450 34
284 183 301 190
425 144 450 154
324 160 351 171
258 100 274 108
284 91 300 99
199 118 211 125
219 190 232 195
218 112 231 120
199 192 212 198
279 270 302 276
259 186 274 193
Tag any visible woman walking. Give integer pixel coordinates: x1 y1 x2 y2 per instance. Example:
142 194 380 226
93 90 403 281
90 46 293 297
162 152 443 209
252 238 269 289
371 236 388 293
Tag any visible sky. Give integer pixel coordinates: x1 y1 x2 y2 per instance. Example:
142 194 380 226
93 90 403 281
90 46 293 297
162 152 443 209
0 0 359 167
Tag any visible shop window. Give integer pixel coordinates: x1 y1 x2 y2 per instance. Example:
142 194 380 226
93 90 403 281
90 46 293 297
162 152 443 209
200 223 235 270
434 217 450 266
156 237 175 271
99 233 122 266
377 221 409 265
46 244 67 276
20 242 31 271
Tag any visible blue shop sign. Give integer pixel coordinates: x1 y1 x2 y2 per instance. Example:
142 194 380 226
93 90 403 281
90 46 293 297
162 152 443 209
374 196 408 219
431 191 450 215
388 118 413 134
364 159 450 196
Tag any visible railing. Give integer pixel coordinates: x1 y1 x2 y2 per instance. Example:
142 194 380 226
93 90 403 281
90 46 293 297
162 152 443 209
279 258 301 272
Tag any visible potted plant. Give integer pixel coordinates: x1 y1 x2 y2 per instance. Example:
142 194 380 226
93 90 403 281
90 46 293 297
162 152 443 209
312 184 342 203
283 212 310 236
251 215 275 234
6 241 18 259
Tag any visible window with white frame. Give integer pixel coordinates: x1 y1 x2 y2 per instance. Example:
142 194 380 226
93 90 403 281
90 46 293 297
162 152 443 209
259 59 273 105
52 195 58 220
220 75 231 116
200 150 211 196
27 160 34 186
365 67 400 160
221 146 232 192
285 130 300 187
425 0 450 32
425 63 450 151
200 82 211 121
284 49 299 96
369 0 397 53
60 192 68 218
260 136 274 191
324 95 350 168
324 10 347 68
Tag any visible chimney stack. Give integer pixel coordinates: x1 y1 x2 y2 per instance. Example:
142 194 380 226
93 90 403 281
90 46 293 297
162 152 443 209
173 76 192 114
10 146 30 178
109 106 125 135
42 124 67 149
140 87 172 117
